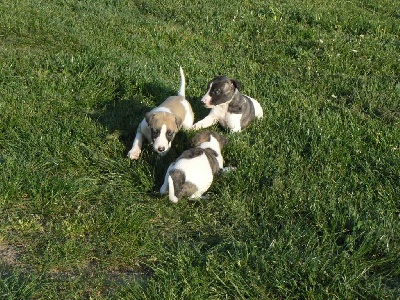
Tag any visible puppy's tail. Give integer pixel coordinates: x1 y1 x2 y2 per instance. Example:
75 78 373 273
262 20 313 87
178 66 185 97
168 175 179 203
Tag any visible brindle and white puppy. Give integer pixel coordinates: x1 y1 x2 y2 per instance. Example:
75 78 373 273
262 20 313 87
192 76 263 132
127 67 194 160
160 131 227 203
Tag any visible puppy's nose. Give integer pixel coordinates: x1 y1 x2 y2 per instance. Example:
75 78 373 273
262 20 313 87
158 146 165 152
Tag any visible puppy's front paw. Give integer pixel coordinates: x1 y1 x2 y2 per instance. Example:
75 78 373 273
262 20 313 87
191 122 201 130
127 148 141 160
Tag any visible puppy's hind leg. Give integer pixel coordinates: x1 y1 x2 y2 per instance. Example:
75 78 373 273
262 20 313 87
160 163 175 195
180 182 198 199
168 169 198 203
251 99 263 119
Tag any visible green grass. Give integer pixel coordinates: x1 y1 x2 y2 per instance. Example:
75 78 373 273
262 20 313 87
0 0 399 298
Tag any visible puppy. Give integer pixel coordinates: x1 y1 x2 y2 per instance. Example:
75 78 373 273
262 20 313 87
160 131 227 203
192 76 263 132
127 67 194 160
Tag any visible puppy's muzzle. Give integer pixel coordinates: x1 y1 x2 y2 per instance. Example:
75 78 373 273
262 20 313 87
201 95 212 108
155 146 169 156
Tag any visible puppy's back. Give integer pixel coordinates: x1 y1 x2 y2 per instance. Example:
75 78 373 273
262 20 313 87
161 95 192 127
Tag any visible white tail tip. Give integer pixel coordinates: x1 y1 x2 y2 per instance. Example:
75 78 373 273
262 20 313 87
178 66 185 97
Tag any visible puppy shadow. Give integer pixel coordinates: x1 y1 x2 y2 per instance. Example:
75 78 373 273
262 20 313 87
190 95 209 121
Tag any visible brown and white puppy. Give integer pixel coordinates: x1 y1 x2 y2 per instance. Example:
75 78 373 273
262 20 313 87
160 131 227 203
127 67 194 160
192 76 263 132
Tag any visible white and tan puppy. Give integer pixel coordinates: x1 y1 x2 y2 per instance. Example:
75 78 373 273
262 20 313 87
160 131 227 203
127 67 194 160
192 76 263 132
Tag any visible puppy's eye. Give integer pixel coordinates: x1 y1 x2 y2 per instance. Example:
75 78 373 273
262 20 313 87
166 130 174 137
214 89 221 96
151 128 159 135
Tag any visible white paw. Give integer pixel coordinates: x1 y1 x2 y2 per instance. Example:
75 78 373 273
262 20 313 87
189 194 209 200
222 166 237 173
127 148 141 160
191 123 201 130
229 127 242 133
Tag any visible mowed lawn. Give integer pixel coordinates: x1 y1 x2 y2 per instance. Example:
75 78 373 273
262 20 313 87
0 0 399 298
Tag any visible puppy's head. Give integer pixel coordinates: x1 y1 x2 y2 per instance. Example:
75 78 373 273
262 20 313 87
192 130 228 150
145 111 182 155
201 76 241 108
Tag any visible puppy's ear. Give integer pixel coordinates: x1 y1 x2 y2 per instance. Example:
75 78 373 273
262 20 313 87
175 115 182 129
191 131 208 147
145 112 154 125
191 135 199 147
230 79 241 91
